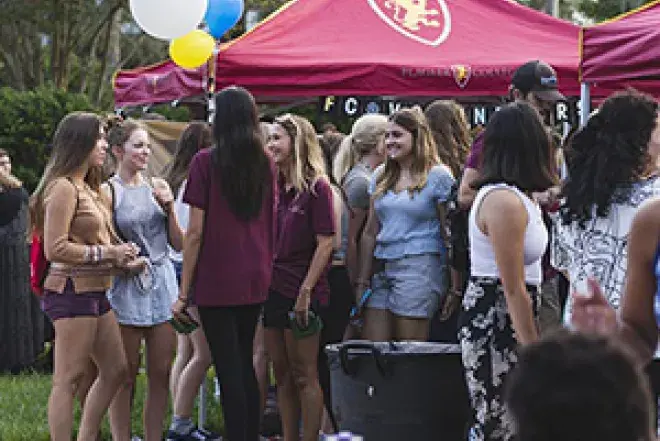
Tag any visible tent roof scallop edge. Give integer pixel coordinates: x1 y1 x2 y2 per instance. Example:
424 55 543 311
581 0 660 96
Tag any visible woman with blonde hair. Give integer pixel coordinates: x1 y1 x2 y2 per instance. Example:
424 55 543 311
355 108 455 341
265 114 335 441
104 119 184 441
334 114 388 285
30 113 136 441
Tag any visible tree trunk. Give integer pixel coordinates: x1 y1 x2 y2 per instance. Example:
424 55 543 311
79 30 101 95
96 7 122 106
0 44 26 90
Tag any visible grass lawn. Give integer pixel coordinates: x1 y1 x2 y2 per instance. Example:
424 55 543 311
0 371 224 441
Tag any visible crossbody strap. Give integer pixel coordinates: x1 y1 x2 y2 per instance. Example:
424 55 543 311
107 179 129 244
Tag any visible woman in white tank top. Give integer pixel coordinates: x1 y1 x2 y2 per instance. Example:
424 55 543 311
458 102 558 441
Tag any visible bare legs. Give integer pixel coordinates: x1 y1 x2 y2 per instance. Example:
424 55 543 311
171 307 212 420
265 328 324 441
48 312 127 441
253 321 270 419
363 308 429 341
109 323 175 441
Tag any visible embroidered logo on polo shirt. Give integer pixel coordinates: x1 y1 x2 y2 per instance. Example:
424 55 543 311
368 0 452 47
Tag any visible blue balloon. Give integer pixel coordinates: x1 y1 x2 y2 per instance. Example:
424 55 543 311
205 0 245 39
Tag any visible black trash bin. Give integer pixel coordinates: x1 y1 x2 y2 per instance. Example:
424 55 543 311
326 340 470 441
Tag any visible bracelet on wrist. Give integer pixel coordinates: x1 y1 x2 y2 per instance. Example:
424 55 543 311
178 295 189 305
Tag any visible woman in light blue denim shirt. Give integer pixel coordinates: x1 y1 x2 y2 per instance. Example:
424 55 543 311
355 108 455 341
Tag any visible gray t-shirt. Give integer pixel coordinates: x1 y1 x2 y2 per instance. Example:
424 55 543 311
336 163 372 261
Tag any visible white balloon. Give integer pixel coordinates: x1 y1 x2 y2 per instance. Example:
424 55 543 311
130 0 209 40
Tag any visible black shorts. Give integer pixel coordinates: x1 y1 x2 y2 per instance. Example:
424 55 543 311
263 289 320 330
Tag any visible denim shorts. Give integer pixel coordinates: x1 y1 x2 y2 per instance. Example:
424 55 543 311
41 278 111 322
368 253 446 319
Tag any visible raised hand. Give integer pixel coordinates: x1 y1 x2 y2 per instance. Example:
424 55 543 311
151 178 174 210
570 278 618 336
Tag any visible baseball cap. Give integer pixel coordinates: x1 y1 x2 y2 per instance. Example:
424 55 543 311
511 60 565 102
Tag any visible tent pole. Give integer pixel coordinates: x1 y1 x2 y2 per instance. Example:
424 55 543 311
207 47 219 124
579 82 590 127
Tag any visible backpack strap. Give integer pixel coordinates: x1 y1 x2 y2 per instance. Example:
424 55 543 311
107 179 129 243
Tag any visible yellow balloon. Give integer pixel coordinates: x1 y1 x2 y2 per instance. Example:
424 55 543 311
169 30 215 69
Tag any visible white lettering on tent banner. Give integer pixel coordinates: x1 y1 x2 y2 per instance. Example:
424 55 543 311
555 101 569 123
473 107 487 126
344 97 359 116
389 101 402 114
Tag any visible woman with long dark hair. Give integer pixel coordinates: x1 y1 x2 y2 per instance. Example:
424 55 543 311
553 89 660 324
171 86 277 441
30 113 135 441
165 122 218 440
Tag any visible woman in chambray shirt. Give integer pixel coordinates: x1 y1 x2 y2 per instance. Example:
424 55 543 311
355 108 454 341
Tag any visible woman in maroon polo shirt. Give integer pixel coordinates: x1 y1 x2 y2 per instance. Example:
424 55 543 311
265 114 336 441
171 86 277 441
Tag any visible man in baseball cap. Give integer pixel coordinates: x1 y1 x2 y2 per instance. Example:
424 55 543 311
459 60 564 208
510 60 565 104
454 60 567 338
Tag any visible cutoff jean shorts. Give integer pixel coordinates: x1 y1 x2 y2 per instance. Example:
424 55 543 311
368 253 446 319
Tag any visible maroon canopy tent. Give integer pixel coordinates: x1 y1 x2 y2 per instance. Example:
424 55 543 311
114 0 600 107
580 0 660 96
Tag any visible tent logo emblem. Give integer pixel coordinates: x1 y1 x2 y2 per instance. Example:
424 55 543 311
451 64 471 89
368 0 451 47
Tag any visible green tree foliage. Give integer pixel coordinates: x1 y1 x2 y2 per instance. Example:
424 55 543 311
0 86 97 191
516 0 654 22
576 0 653 22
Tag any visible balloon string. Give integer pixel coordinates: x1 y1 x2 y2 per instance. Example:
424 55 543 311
207 48 218 123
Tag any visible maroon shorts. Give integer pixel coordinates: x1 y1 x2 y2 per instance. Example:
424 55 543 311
41 278 111 322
